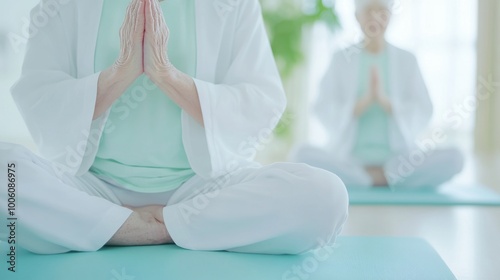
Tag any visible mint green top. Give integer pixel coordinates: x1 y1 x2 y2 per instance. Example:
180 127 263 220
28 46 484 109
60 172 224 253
351 49 392 165
90 0 197 193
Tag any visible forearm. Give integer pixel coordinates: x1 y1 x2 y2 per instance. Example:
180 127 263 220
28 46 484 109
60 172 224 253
94 67 137 120
377 96 393 114
152 67 204 125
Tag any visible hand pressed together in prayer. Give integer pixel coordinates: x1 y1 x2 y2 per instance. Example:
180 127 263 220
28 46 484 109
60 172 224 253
354 67 393 117
95 0 203 124
114 0 172 81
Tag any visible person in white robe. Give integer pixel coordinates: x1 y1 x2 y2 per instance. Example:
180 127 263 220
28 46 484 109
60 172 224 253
0 0 348 254
294 0 464 189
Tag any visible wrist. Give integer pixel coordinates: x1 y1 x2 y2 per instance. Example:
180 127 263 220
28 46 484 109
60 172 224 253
378 94 389 104
111 62 141 83
362 94 374 104
148 62 176 84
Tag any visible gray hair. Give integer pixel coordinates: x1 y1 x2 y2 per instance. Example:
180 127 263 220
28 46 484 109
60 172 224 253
355 0 395 13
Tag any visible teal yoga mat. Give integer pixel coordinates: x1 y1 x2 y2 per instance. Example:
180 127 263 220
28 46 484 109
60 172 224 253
1 237 455 280
348 184 500 206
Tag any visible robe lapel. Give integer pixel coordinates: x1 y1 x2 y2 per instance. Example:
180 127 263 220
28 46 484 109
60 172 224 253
194 0 225 81
77 0 105 78
387 44 399 105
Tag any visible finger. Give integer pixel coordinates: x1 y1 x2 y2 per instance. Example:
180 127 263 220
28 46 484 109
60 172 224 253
150 0 166 34
153 0 161 34
153 1 169 62
119 1 136 46
152 0 158 34
121 1 134 31
131 0 141 22
134 0 145 34
127 0 141 42
158 1 168 30
128 0 141 30
145 0 155 34
131 0 139 33
117 1 141 66
154 0 170 45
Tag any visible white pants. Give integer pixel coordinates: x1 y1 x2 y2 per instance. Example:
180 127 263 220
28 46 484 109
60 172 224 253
294 145 464 189
0 142 348 255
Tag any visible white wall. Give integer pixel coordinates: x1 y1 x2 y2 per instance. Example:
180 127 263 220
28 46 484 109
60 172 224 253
306 0 477 148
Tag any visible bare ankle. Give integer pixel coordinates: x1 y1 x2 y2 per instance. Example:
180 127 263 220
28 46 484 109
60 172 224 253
107 210 173 246
365 166 388 186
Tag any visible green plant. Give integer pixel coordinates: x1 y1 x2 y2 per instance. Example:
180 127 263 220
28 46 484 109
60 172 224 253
261 0 340 79
260 0 340 140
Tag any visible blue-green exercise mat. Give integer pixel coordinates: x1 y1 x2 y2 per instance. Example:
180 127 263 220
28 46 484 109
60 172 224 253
1 237 455 280
348 184 500 206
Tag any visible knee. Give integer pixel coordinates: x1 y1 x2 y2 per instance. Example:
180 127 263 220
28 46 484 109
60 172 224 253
291 145 326 164
307 167 349 239
286 164 349 253
16 237 71 255
0 142 33 162
0 143 29 204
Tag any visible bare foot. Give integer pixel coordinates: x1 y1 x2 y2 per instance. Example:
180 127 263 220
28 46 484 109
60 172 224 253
107 205 173 246
365 166 388 187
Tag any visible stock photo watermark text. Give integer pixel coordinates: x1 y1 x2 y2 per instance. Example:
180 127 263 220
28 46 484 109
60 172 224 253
5 162 17 273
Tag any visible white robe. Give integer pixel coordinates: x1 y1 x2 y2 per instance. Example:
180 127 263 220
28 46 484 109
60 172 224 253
315 43 433 160
2 0 349 255
11 0 286 179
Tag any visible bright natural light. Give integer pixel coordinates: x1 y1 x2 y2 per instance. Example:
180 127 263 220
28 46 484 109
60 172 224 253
307 0 477 148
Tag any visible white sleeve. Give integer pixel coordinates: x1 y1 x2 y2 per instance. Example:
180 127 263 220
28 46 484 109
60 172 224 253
393 55 433 140
183 0 286 178
314 53 356 149
10 2 100 176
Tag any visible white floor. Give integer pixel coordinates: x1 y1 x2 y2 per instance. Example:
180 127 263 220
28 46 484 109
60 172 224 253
343 152 500 280
343 206 500 280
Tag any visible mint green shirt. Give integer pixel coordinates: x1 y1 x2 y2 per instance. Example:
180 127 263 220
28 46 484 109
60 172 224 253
351 49 392 165
90 0 197 193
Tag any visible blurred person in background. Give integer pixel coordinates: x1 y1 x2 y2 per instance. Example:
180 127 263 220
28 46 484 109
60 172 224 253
294 0 464 189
